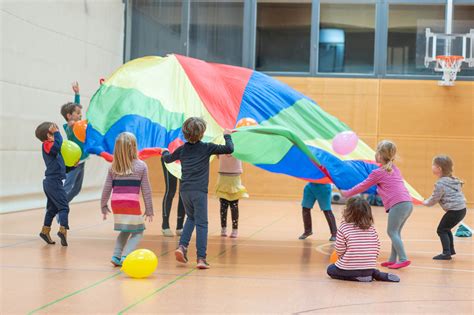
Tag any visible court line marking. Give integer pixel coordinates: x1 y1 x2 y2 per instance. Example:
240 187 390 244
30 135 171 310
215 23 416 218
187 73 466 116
294 299 474 314
5 264 473 290
117 212 289 314
26 247 175 315
24 211 259 314
0 221 111 248
315 243 474 273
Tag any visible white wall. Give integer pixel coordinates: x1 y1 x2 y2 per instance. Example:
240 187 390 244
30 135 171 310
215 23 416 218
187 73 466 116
0 0 125 212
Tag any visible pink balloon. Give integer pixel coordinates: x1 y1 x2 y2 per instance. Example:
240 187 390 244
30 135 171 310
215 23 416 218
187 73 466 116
332 131 359 155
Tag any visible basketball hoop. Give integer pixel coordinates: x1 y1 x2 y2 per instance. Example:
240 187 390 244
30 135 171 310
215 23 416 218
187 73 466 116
435 55 464 86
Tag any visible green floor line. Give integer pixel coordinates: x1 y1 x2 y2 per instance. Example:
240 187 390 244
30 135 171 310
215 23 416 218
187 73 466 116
117 213 288 314
27 248 174 314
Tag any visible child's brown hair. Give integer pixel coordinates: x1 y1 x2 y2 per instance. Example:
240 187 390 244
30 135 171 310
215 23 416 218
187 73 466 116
60 102 82 121
35 122 53 142
182 117 206 143
433 155 454 177
343 196 374 230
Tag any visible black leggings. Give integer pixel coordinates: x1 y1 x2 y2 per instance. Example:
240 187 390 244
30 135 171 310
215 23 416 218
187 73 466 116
327 264 392 282
161 158 185 230
437 209 466 255
220 198 239 229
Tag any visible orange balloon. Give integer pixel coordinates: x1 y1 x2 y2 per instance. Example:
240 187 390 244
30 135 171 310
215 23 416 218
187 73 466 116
236 117 257 128
329 250 338 264
73 120 87 142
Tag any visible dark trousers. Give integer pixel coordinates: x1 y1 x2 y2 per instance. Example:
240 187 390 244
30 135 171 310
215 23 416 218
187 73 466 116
161 158 185 230
220 198 239 229
437 209 466 255
327 264 390 282
179 191 208 259
43 178 69 229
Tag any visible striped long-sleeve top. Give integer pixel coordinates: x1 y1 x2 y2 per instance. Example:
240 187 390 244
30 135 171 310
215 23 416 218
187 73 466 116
101 159 153 232
335 221 380 270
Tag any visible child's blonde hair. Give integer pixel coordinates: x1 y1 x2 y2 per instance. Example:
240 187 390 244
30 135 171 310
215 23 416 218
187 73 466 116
112 132 138 176
376 140 397 172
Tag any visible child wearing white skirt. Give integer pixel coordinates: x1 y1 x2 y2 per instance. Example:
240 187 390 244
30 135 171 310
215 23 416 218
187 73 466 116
216 155 248 238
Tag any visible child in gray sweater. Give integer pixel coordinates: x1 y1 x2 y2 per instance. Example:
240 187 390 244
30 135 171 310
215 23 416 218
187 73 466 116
423 155 466 260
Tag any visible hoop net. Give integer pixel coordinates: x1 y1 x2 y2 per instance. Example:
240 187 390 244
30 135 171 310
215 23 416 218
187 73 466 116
435 55 464 86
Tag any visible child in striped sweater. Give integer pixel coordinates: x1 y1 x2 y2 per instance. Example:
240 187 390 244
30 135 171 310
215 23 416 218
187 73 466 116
101 132 154 267
327 197 400 282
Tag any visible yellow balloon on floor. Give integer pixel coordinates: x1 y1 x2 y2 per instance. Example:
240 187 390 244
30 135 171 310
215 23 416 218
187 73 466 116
329 250 338 264
61 140 81 167
121 249 158 278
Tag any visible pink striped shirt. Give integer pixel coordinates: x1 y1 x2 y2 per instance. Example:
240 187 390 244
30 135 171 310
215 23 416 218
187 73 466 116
343 165 412 211
335 222 380 270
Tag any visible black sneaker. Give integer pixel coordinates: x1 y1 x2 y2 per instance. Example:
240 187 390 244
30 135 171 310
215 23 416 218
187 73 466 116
298 232 313 240
433 253 452 260
175 245 188 263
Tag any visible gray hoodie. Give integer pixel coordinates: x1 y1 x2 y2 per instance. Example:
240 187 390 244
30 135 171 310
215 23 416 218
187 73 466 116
423 176 466 211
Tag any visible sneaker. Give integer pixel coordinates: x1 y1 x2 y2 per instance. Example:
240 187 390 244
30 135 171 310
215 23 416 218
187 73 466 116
175 229 183 236
221 228 227 237
175 245 188 263
111 256 122 267
57 226 68 246
329 235 336 242
298 232 313 240
386 273 400 282
355 276 373 282
381 261 396 267
196 258 210 269
162 229 174 237
433 253 452 260
230 229 238 238
388 260 411 269
120 256 127 264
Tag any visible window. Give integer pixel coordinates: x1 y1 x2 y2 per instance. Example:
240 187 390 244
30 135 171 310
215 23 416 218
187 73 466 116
130 0 183 59
453 5 474 77
189 0 244 66
256 1 312 72
318 3 375 74
387 4 445 75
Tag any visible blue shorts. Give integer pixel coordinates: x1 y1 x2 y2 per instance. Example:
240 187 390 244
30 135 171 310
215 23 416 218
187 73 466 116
301 183 332 211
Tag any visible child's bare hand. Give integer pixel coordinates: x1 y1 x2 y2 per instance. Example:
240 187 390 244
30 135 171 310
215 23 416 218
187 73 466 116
223 128 233 135
49 124 59 133
340 190 349 197
72 81 80 94
144 214 153 222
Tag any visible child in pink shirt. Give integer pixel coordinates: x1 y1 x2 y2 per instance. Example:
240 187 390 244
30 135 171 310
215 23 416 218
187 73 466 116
342 140 413 269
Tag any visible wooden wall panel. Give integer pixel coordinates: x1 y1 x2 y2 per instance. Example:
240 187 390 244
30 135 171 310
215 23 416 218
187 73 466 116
146 78 473 206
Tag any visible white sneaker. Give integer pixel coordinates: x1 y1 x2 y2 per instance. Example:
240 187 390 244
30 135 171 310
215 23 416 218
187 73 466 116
175 229 183 236
162 229 174 237
221 228 227 237
230 229 238 238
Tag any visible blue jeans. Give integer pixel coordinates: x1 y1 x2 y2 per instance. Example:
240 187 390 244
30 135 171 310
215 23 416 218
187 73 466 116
64 162 85 203
179 191 208 259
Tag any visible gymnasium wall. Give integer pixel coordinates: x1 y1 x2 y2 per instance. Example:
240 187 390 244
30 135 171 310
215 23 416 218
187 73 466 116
0 1 124 213
147 78 474 207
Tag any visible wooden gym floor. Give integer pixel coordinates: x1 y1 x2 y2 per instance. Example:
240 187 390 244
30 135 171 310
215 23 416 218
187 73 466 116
1 197 473 314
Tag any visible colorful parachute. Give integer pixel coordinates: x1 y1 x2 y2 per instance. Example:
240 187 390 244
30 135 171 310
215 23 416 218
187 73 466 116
85 54 423 202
